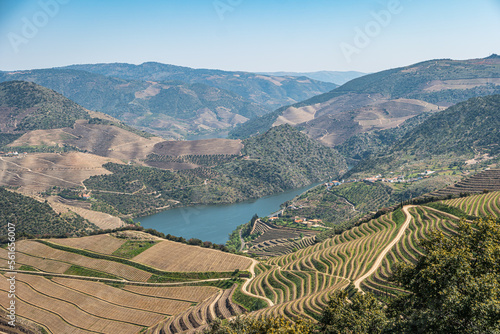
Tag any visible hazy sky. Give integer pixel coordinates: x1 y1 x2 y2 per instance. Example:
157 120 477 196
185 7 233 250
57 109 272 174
1 0 499 73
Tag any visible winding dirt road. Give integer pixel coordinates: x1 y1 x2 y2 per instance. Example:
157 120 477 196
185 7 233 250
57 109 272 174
353 205 416 292
241 259 275 307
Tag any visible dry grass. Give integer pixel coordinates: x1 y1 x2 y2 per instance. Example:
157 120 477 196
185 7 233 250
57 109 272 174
0 247 70 273
123 285 219 303
132 240 253 272
152 138 243 156
0 294 93 334
45 197 125 230
18 240 152 281
273 106 317 126
49 234 126 255
9 120 164 162
53 277 196 315
16 274 164 327
0 152 121 193
0 276 142 334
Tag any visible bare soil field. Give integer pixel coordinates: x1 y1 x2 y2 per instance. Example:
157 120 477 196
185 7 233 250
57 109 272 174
18 240 152 281
9 120 165 161
273 106 317 126
132 240 253 272
45 196 125 230
0 247 71 273
0 152 121 193
49 234 126 255
123 285 219 303
53 277 197 315
152 138 243 156
0 276 142 334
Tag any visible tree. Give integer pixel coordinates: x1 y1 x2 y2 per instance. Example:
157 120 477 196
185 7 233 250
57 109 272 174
203 316 314 334
388 217 500 334
319 289 388 333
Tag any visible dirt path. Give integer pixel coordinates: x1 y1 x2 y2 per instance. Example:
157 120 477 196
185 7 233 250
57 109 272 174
353 205 416 292
241 259 275 307
339 196 357 212
238 229 245 252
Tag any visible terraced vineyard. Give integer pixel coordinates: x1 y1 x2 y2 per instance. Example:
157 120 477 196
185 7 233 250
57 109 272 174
361 206 460 298
442 190 500 217
240 191 500 322
148 284 246 334
244 211 406 319
3 191 500 333
0 232 252 334
246 220 319 257
430 169 500 197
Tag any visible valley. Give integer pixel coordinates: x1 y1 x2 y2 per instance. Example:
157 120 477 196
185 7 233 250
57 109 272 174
230 55 500 146
1 55 500 334
4 187 500 333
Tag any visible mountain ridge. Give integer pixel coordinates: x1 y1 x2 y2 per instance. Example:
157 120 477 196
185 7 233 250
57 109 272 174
230 56 500 144
59 61 338 109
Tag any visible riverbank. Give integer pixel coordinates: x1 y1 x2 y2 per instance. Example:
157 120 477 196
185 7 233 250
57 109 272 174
134 183 321 244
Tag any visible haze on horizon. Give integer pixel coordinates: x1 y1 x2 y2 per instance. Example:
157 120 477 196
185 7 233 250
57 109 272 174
0 0 499 74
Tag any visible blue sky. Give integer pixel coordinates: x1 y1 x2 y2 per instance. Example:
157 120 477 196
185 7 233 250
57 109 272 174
0 0 499 73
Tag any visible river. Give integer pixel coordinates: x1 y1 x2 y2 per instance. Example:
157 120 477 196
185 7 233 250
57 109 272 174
134 183 321 244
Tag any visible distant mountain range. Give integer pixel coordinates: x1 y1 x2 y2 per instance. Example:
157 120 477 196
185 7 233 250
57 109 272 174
0 63 337 139
230 55 500 145
60 62 338 109
345 94 500 177
0 80 346 222
257 71 366 85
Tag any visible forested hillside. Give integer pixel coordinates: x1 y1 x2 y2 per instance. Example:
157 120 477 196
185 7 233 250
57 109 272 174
0 187 96 238
0 81 90 133
347 94 500 177
83 125 347 217
0 72 268 139
394 94 500 156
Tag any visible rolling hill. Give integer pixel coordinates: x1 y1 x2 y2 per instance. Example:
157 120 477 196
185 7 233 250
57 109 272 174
0 70 270 139
0 80 90 134
346 94 500 177
230 55 500 145
257 70 366 85
83 125 347 217
5 189 499 333
60 62 338 109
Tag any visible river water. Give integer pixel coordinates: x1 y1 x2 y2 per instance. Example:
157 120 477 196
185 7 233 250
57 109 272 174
134 183 321 244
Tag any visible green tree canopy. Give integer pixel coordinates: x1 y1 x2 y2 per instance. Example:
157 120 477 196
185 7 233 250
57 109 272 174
319 289 388 334
202 315 314 334
389 217 500 333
